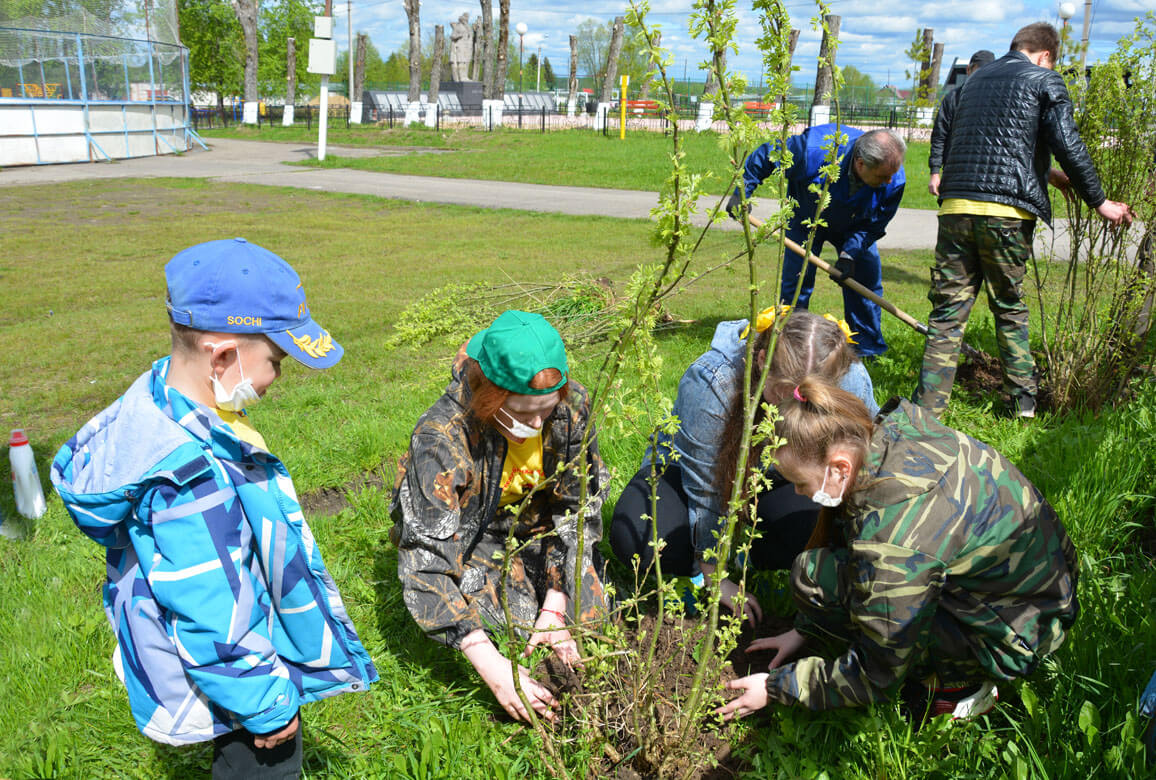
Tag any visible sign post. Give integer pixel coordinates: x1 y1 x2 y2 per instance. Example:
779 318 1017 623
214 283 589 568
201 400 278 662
619 74 629 140
307 12 337 161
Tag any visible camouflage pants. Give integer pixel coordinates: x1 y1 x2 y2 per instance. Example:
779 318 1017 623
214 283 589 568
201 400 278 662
789 547 991 704
914 214 1036 416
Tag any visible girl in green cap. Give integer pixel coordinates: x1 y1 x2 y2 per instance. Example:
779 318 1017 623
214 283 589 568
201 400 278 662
391 310 608 723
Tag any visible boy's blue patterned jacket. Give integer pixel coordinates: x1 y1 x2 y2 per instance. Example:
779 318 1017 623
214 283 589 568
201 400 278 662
51 357 376 745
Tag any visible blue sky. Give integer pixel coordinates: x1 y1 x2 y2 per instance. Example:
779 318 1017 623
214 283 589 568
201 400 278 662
329 0 1155 89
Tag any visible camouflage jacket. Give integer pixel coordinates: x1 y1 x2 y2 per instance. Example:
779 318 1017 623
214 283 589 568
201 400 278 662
391 351 608 648
766 398 1079 709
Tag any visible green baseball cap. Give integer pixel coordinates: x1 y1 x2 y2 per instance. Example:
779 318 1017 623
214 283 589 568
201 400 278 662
466 310 568 395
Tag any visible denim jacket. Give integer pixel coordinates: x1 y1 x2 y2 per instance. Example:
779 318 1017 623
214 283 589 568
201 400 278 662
52 358 377 745
645 320 879 556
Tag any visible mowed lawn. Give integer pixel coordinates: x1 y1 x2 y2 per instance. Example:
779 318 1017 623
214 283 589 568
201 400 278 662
1 178 1154 778
201 123 940 210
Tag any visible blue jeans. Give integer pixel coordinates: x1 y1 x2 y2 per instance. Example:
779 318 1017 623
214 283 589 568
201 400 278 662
781 225 887 357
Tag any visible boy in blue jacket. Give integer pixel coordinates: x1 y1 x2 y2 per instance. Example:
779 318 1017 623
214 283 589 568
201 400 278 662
52 238 377 778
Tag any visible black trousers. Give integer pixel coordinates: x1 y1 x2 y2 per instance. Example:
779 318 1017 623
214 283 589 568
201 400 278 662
609 463 819 577
212 717 302 780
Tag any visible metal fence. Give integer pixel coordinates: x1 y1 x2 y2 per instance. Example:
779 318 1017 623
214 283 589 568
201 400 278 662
0 26 198 165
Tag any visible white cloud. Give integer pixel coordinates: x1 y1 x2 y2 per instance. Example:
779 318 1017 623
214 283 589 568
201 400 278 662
337 0 1154 89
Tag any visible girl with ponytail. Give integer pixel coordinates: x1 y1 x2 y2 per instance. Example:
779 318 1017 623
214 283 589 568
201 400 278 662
719 377 1079 721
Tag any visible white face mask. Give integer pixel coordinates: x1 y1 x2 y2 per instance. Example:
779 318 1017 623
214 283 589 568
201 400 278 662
208 341 261 412
496 407 542 440
812 466 846 508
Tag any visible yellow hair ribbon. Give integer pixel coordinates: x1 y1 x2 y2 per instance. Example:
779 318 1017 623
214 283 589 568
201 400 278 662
822 313 858 345
740 304 792 339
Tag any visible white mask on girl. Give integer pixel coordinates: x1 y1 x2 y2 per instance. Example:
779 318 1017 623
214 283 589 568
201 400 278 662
812 466 846 508
496 407 542 440
208 341 261 412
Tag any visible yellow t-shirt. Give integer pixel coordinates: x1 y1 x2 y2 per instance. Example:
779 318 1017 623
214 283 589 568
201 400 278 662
939 198 1035 221
216 408 268 451
499 436 545 507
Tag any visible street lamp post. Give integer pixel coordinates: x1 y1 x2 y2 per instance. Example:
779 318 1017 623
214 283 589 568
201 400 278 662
1058 2 1075 62
536 33 548 92
515 22 527 95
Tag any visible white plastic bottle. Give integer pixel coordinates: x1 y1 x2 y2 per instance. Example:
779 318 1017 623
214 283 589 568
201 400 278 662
9 429 46 520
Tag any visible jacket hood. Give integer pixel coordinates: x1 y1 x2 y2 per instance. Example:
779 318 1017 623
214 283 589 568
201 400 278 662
51 359 213 549
858 398 957 511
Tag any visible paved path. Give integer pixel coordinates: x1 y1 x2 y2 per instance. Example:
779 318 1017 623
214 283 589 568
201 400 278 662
0 137 1074 254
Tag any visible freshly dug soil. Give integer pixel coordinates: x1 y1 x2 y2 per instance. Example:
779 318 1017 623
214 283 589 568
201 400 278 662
537 610 798 779
955 348 1002 397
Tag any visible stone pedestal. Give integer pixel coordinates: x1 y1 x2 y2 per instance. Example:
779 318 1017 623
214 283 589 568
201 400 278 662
405 101 422 125
695 101 714 132
594 102 611 131
482 98 504 129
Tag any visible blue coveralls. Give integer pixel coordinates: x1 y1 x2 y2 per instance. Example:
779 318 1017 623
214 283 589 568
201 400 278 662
740 124 906 357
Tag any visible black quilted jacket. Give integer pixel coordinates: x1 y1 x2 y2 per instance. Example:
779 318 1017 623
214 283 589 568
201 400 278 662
939 50 1105 225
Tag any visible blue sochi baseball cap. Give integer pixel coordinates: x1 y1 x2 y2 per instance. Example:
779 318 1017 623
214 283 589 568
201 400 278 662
165 238 343 369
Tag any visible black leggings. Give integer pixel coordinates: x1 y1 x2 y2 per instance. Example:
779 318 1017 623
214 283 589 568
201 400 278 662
609 463 820 577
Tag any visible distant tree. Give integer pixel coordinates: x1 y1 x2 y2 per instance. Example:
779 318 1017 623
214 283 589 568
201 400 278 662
841 64 877 105
231 0 259 114
257 0 319 96
179 0 243 111
422 27 449 84
402 0 420 101
542 56 555 90
575 17 611 86
494 0 509 98
575 17 650 98
525 51 537 91
337 38 393 87
905 28 935 107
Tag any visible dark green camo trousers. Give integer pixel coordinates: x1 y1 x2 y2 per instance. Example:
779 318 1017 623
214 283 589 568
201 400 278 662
914 213 1036 415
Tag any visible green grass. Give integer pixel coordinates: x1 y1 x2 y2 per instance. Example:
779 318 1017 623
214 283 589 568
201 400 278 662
1 179 1152 778
200 123 940 210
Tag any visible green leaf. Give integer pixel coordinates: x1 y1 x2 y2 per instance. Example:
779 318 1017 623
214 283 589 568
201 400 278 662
1077 699 1101 748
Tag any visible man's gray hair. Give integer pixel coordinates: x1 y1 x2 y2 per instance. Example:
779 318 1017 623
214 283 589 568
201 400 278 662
855 129 906 170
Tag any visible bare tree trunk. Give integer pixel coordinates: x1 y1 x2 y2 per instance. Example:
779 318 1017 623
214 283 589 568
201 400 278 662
470 17 482 80
429 25 444 102
599 15 625 102
568 34 578 107
402 0 421 102
494 0 510 98
354 33 367 103
638 31 659 100
479 0 493 97
787 29 800 72
231 0 259 118
286 37 297 106
926 41 944 101
918 28 934 98
812 14 840 109
702 48 726 99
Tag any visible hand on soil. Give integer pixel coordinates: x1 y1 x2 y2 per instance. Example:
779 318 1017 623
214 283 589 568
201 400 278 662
527 615 582 669
746 628 806 669
717 673 770 721
482 655 558 723
718 577 763 628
